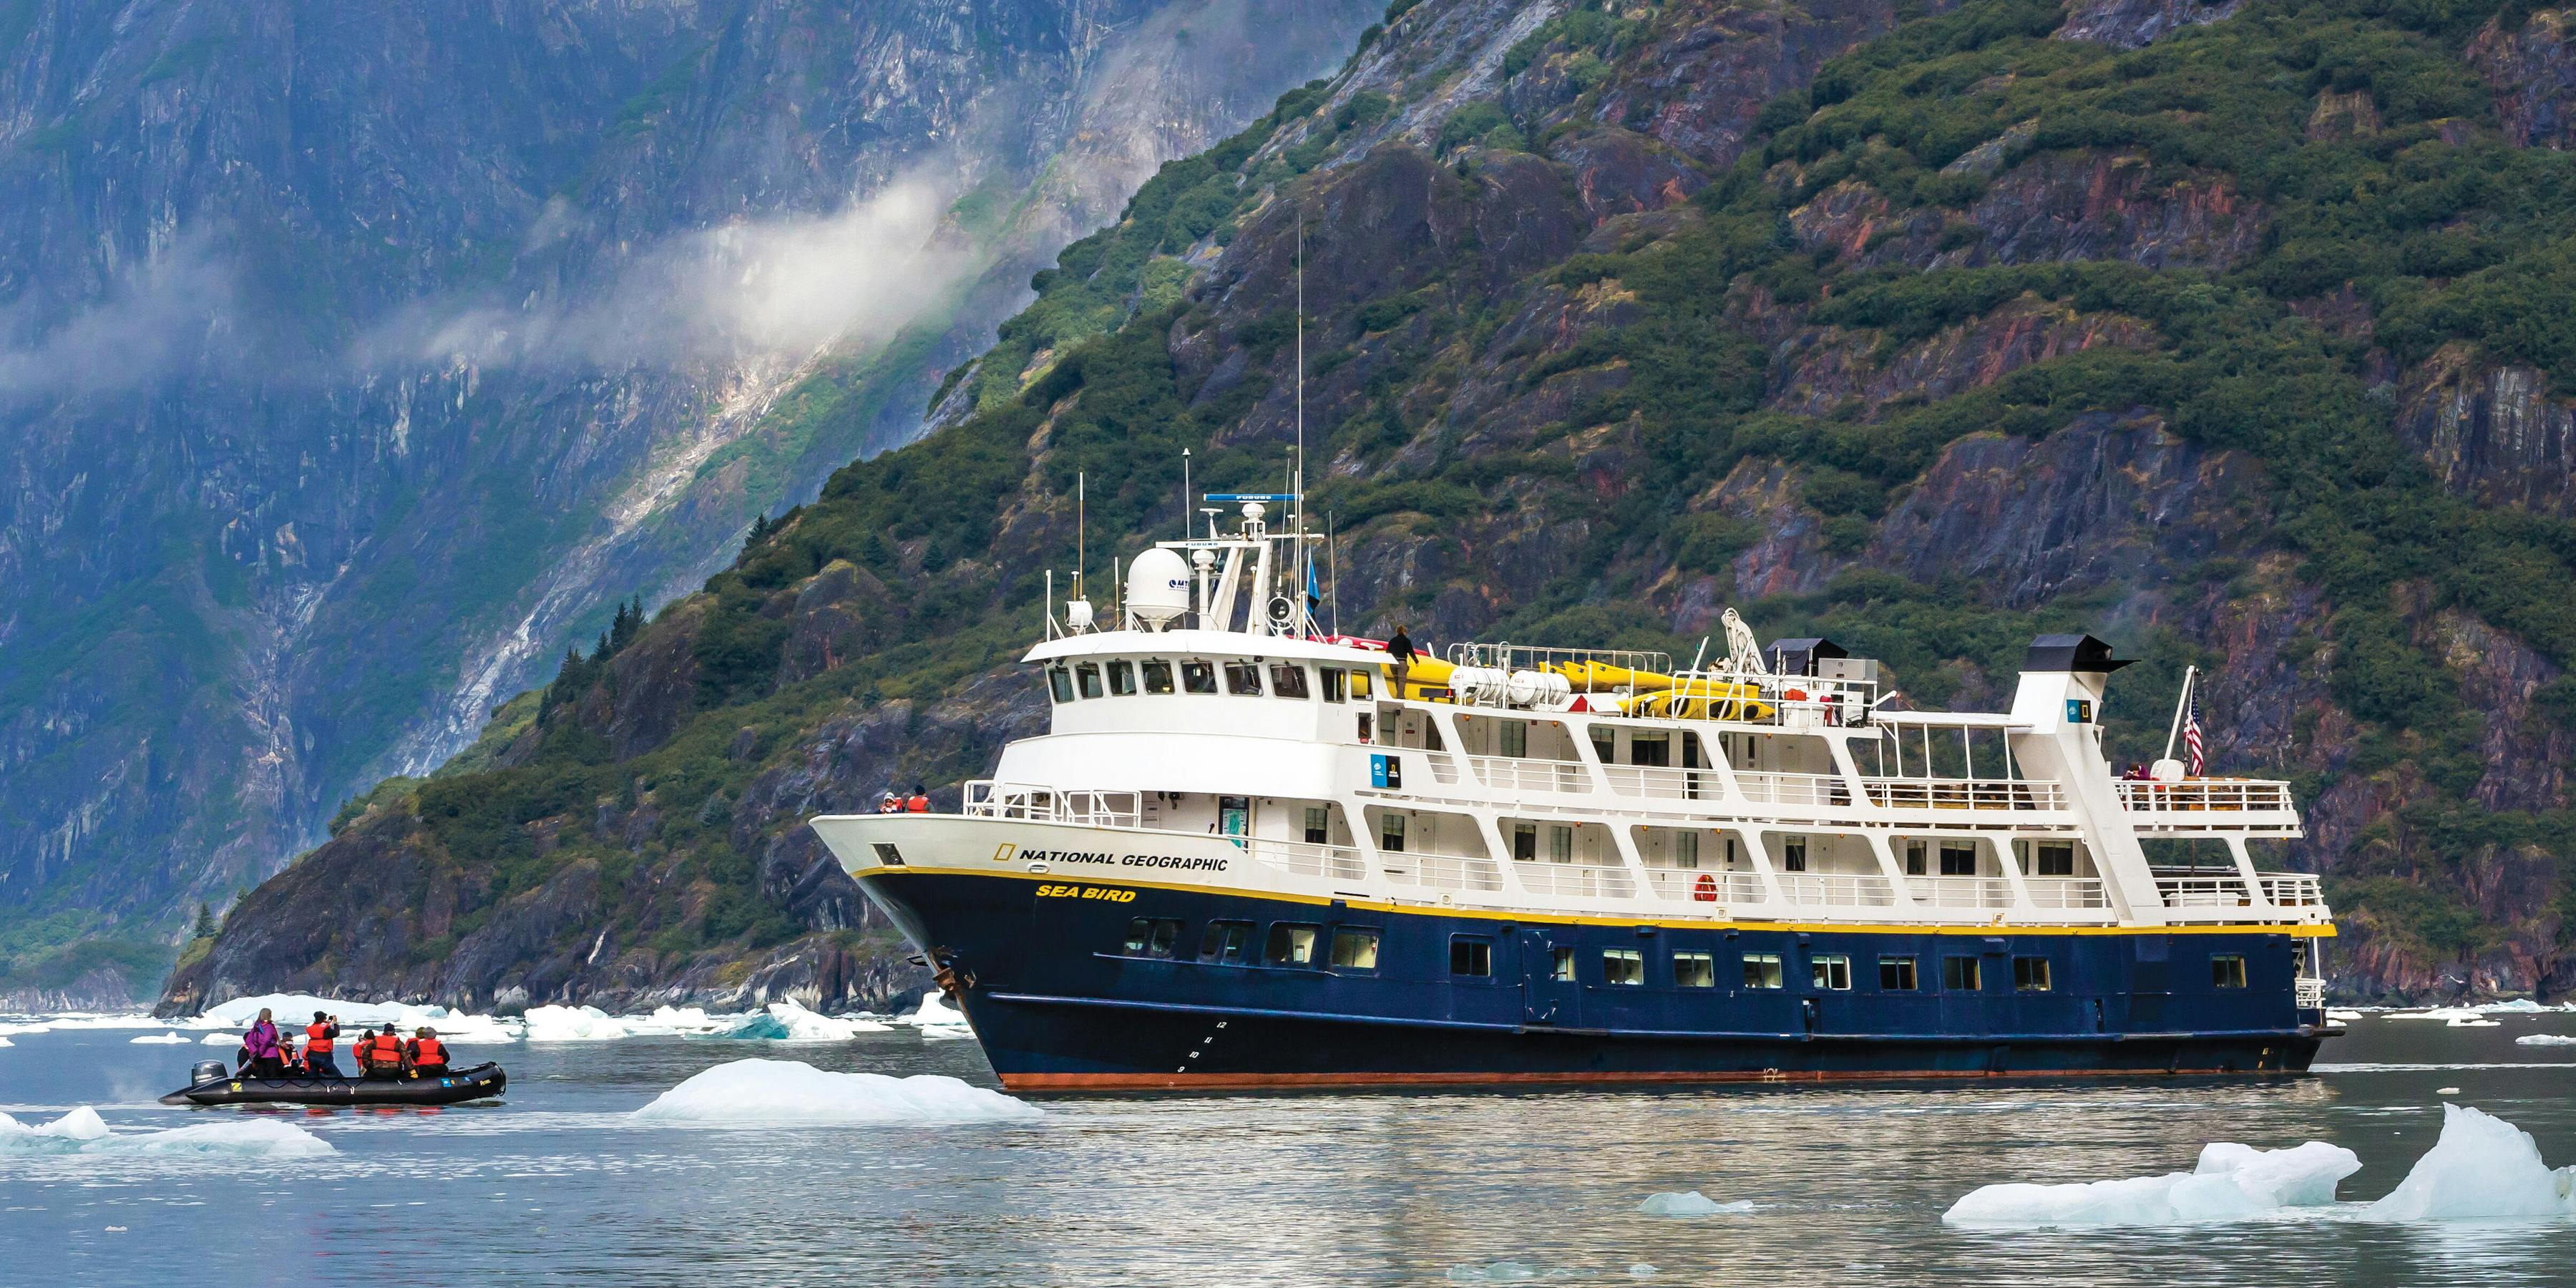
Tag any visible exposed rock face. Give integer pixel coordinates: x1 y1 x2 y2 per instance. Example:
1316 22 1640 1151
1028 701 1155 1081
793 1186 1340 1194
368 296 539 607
2469 9 2576 149
1790 154 2265 272
2055 0 2243 49
1767 295 2157 419
2396 346 2576 516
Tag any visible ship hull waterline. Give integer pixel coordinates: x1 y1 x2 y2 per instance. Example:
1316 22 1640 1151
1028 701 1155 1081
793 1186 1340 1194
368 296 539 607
835 823 2331 1093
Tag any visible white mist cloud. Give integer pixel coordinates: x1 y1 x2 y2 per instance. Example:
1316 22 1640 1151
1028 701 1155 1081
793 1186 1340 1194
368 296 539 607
0 238 235 404
363 176 980 373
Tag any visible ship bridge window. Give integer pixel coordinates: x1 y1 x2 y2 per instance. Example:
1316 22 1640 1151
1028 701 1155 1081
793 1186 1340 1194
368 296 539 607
1811 954 1852 990
1225 661 1264 695
1942 956 1981 991
1603 948 1644 985
2212 954 2248 989
2034 843 2076 877
1199 920 1254 963
1122 917 1184 959
1674 952 1716 988
1143 660 1176 694
1267 922 1319 966
1182 660 1219 694
1048 667 1075 703
1076 663 1105 699
2014 956 2053 992
1107 660 1136 696
1330 928 1380 970
1742 953 1785 989
1879 955 1918 991
1270 663 1311 699
1450 936 1493 977
1322 668 1347 703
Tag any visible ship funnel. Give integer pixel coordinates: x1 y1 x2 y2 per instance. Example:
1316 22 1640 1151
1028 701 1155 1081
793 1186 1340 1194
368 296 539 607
1127 548 1191 629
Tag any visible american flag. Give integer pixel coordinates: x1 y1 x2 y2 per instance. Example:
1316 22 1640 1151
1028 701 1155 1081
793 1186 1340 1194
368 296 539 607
2182 687 2206 777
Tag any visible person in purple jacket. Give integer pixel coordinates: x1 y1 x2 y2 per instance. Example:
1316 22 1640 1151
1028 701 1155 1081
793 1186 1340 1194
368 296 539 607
235 1008 285 1076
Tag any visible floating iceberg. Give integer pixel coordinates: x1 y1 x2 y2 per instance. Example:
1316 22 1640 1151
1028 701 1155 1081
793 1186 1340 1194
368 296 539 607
193 994 520 1044
2514 1033 2576 1046
201 1033 240 1046
0 1035 12 1047
2387 1008 2487 1023
2447 1017 2503 1028
1943 1140 2361 1226
0 1107 331 1158
761 998 891 1042
521 1005 634 1042
2366 1105 2576 1221
2477 998 2547 1014
1636 1191 1754 1217
129 1032 189 1045
630 1058 1040 1124
2327 1009 2366 1022
893 990 973 1037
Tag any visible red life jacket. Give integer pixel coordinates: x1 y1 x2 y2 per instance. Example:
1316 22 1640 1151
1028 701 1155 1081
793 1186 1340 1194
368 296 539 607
306 1023 335 1057
905 794 930 813
410 1036 448 1066
364 1033 404 1063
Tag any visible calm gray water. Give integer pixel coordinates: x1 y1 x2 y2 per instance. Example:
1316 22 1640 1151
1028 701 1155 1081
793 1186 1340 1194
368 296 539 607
4 1016 2573 1286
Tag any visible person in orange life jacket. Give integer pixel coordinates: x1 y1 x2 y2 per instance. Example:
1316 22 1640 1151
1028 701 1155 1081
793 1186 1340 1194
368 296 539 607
877 790 902 814
357 1023 407 1078
905 784 930 813
301 1012 343 1078
406 1027 450 1076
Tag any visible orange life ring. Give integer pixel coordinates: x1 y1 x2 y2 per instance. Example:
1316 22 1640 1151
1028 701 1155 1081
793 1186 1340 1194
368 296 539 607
1693 872 1719 902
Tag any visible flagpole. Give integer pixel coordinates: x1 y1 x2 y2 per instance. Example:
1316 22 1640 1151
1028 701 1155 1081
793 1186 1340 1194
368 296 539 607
2162 664 2197 762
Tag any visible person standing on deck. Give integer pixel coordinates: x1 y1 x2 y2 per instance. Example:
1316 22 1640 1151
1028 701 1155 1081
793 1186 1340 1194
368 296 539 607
1386 624 1415 697
302 1012 343 1078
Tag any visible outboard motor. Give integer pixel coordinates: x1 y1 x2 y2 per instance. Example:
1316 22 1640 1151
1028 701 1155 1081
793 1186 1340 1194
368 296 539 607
189 1059 227 1085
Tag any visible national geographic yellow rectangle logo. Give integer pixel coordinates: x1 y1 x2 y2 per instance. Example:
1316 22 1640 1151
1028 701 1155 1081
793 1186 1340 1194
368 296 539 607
992 842 1018 863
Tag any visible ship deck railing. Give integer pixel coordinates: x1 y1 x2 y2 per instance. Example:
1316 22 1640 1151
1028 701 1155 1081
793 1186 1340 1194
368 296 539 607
962 780 1142 829
2117 778 2302 836
1592 763 2067 814
2150 867 2325 919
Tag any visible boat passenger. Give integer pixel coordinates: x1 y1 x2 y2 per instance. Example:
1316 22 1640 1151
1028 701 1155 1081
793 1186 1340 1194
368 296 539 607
877 791 902 815
905 784 930 813
358 1024 407 1078
303 1013 343 1078
406 1028 451 1077
1386 623 1415 693
239 1008 285 1075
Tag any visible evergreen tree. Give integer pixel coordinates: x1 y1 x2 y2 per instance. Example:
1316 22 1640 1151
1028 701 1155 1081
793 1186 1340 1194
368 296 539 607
190 900 217 940
609 596 642 654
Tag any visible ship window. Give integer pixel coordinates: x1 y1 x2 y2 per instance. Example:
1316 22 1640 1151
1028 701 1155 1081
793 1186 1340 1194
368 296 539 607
1181 660 1218 693
1225 661 1264 695
1631 731 1670 766
1266 923 1319 966
1674 952 1716 988
1942 956 1981 991
1350 669 1372 698
1075 663 1105 699
1880 955 1918 991
2014 956 2053 992
1107 660 1136 696
1122 918 1183 958
1780 836 1807 872
1331 928 1380 970
1304 807 1330 844
2212 954 2248 989
1498 720 1528 758
1379 813 1406 854
1142 660 1176 694
1270 663 1310 699
1551 947 1576 982
1322 668 1347 703
1199 920 1253 962
1048 667 1075 703
1939 841 1977 877
1548 825 1574 863
1450 937 1493 977
1904 840 1928 877
1742 953 1785 989
1511 823 1537 862
1811 954 1852 990
1589 726 1616 766
1603 948 1644 985
1674 831 1699 869
2034 843 2076 877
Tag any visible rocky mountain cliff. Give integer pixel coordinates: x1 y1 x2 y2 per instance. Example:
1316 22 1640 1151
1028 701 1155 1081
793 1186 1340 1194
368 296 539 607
0 0 1374 1006
167 0 2576 1014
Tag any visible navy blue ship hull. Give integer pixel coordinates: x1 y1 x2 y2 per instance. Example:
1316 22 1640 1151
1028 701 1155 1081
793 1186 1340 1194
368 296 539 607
859 869 2332 1090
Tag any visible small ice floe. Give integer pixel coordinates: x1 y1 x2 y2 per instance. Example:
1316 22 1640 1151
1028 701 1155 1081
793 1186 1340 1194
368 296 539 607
1443 1262 1563 1282
2365 1105 2576 1221
0 1035 13 1047
2435 1087 2462 1095
193 994 521 1044
520 1005 633 1042
2476 998 2547 1015
1628 1267 1658 1281
2327 1009 2366 1022
0 1107 332 1158
629 1058 1040 1124
892 990 974 1038
2448 1017 2503 1028
1635 1191 1755 1217
129 1032 189 1045
2515 1034 2576 1046
2388 1008 2487 1023
1942 1140 2361 1226
758 998 892 1042
200 1033 239 1046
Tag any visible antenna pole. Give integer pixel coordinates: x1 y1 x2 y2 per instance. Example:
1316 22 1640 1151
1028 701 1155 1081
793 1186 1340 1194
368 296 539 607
2162 664 2197 761
1326 508 1339 637
1181 448 1191 541
1076 470 1085 599
1293 213 1307 627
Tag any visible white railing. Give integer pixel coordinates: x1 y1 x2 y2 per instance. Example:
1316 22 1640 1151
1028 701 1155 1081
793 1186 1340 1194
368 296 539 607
1240 837 1368 882
1600 764 1729 801
1379 852 1505 893
2261 873 2326 907
962 780 1141 828
1773 872 1896 908
2296 977 2326 1010
1862 776 2064 811
2118 779 2296 815
1511 860 1636 899
2157 874 2253 909
1641 867 1767 904
2021 877 2111 909
1912 874 2014 909
1465 754 1592 795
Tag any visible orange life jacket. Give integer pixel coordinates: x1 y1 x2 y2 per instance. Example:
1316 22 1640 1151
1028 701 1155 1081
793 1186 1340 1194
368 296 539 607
364 1033 404 1063
905 794 930 813
410 1036 448 1066
306 1023 335 1056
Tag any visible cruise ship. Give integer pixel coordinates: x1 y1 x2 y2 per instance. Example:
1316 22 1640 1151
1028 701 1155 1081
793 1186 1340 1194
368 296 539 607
811 495 2335 1089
